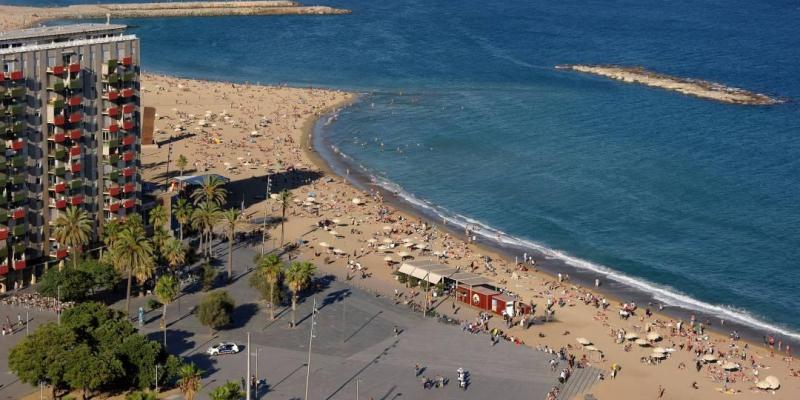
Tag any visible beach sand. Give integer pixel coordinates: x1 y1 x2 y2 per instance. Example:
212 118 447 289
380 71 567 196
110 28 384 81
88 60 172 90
140 73 799 399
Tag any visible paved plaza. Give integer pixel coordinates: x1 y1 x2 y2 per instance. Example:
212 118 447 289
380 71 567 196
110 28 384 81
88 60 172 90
0 239 594 400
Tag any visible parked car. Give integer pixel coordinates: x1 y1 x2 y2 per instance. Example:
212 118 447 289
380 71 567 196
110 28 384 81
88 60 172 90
206 342 240 356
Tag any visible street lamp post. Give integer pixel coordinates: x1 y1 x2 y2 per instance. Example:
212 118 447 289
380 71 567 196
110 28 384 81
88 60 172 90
261 177 271 255
304 298 318 400
246 332 251 400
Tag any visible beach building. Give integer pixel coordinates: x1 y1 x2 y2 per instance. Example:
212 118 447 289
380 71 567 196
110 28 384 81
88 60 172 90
0 24 141 290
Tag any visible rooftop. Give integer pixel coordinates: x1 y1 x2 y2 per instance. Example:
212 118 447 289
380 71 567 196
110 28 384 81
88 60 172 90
0 23 127 44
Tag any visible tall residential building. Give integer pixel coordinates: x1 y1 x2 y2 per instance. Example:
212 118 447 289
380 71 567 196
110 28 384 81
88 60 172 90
0 24 141 290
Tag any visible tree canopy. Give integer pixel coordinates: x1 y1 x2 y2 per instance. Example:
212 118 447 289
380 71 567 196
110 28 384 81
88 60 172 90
197 290 235 332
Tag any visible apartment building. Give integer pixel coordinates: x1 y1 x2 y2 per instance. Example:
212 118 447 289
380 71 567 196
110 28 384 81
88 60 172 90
0 23 141 289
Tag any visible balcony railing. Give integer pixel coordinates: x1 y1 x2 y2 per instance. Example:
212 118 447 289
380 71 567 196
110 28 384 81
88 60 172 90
13 259 26 271
123 151 135 162
68 63 80 74
123 182 136 193
49 80 65 92
67 79 82 90
71 195 83 206
70 179 82 190
0 227 7 241
70 129 81 140
69 113 81 124
122 88 135 98
107 186 121 197
53 182 66 193
8 71 23 81
122 135 135 146
104 90 119 101
68 96 81 107
47 65 65 76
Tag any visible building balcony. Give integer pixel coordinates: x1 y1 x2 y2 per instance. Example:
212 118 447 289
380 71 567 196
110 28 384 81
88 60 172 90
9 121 24 134
0 227 6 241
107 185 121 197
9 140 24 152
104 73 119 84
122 167 135 177
122 151 135 162
107 170 119 181
122 121 134 131
7 103 24 116
68 96 81 107
11 208 24 220
107 153 119 164
52 248 68 259
122 56 133 66
12 192 27 203
107 202 120 212
49 80 65 92
47 65 65 76
0 173 6 187
122 72 136 82
50 114 65 126
7 87 25 99
122 135 136 146
70 163 81 173
53 198 67 209
69 129 81 140
51 149 67 160
122 88 135 98
122 104 135 114
69 113 82 124
8 71 23 81
105 124 119 134
51 166 66 177
0 121 4 132
123 182 136 193
13 259 26 271
123 199 135 209
0 264 7 275
71 195 83 206
102 60 118 75
12 224 26 237
11 174 24 185
68 63 80 74
104 90 120 101
69 146 81 157
10 155 25 168
70 179 82 190
48 98 65 109
105 107 120 118
53 182 66 193
67 79 82 90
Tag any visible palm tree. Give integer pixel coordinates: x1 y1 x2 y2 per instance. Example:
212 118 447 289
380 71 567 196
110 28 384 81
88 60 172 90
178 363 203 400
191 175 227 206
113 217 155 316
277 189 293 247
192 202 221 258
174 198 193 242
176 154 188 177
148 204 168 230
162 237 186 271
221 209 240 281
257 254 283 320
284 261 316 327
51 206 93 269
154 274 179 348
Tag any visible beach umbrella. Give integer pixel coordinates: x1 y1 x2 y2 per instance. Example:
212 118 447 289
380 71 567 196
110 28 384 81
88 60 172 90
332 218 342 225
398 251 411 259
382 238 393 244
584 345 598 352
333 248 344 255
367 238 378 244
575 337 592 346
651 351 667 359
764 376 780 389
635 339 650 347
318 242 331 248
624 333 638 340
720 362 739 371
384 256 393 262
652 347 666 354
403 242 414 248
701 354 717 362
328 230 339 235
646 332 662 341
756 381 772 390
383 226 393 231
306 197 316 203
352 198 363 205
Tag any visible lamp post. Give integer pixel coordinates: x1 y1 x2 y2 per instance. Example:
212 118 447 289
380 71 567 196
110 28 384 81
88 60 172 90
246 332 251 400
304 298 317 400
261 177 271 255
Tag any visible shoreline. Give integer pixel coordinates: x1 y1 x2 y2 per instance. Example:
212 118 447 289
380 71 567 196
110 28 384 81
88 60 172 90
0 1 350 31
304 96 800 351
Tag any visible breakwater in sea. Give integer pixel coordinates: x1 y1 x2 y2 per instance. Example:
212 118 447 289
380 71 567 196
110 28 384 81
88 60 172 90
557 64 784 105
0 1 350 31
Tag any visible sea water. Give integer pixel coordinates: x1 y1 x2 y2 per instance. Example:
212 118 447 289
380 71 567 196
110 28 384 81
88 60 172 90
37 0 800 338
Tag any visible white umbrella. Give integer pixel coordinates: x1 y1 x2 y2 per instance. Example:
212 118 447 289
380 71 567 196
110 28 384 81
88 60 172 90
635 339 650 347
328 230 339 236
382 238 393 244
403 242 414 248
756 381 772 390
306 197 316 203
646 332 661 341
720 362 739 371
764 376 780 390
352 198 363 205
367 238 378 244
333 248 344 254
332 218 342 225
318 242 331 248
701 354 717 362
652 347 666 354
624 333 638 340
414 243 429 249
584 345 598 352
651 351 667 359
382 226 393 231
384 256 393 262
575 337 592 346
398 251 411 259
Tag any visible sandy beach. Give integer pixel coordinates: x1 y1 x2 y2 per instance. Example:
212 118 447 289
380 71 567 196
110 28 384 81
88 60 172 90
138 73 799 399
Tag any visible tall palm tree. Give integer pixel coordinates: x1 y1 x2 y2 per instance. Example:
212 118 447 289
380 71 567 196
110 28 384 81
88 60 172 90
176 154 188 178
192 202 221 258
257 254 283 320
191 175 227 206
154 274 179 348
277 189 293 247
113 217 155 316
148 204 168 230
285 261 316 328
178 363 203 400
162 237 186 271
221 209 240 282
174 198 193 242
51 206 93 269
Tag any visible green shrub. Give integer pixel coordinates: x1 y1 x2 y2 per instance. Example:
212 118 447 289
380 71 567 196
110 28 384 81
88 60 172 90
197 290 235 333
201 263 217 292
146 298 161 311
37 267 93 301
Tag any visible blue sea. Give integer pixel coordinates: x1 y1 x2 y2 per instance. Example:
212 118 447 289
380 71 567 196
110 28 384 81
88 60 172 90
32 0 800 338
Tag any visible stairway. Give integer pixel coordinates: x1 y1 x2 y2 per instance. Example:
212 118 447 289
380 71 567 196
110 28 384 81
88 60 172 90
555 366 601 400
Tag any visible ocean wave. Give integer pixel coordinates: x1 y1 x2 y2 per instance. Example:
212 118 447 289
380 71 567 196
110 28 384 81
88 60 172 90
357 162 800 341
